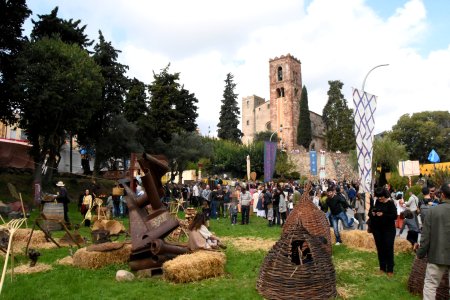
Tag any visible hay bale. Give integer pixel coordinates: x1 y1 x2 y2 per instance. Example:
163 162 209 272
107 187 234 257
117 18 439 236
329 229 412 253
221 237 275 252
13 229 47 244
56 256 74 266
72 243 131 269
11 263 52 274
163 250 226 283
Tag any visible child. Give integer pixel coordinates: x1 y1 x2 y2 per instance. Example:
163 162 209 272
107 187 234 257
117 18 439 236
267 202 274 227
399 209 420 246
230 200 238 225
201 200 211 228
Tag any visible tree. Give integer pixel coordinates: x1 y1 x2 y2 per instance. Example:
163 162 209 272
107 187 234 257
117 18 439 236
146 65 198 146
154 132 212 183
254 131 277 143
217 73 242 143
297 85 312 149
15 38 103 183
123 78 148 123
0 0 31 123
30 6 92 48
372 135 408 187
390 111 450 163
94 115 143 171
78 31 129 173
322 80 355 152
275 151 296 179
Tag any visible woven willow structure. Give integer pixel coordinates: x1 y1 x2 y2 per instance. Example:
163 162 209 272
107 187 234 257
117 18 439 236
408 257 449 300
283 184 332 254
257 221 337 300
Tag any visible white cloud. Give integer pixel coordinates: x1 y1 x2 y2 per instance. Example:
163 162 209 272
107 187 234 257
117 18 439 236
27 0 450 136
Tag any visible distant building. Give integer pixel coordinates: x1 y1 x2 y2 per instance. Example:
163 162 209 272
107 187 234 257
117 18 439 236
241 54 326 151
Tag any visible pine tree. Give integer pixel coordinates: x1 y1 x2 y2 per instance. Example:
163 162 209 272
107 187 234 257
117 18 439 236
0 0 31 123
297 85 312 149
123 78 148 123
217 73 242 143
322 80 356 152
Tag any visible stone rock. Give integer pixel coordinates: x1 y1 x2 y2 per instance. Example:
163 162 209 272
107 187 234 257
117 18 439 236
115 270 135 282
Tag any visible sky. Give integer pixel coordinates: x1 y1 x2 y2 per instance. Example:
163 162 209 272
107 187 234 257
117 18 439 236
25 0 450 136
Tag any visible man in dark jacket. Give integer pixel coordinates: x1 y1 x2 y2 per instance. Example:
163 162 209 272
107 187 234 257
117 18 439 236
326 186 358 245
415 182 450 300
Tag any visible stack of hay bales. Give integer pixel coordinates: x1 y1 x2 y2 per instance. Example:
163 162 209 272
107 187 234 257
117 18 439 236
162 250 226 283
330 229 412 253
72 243 131 269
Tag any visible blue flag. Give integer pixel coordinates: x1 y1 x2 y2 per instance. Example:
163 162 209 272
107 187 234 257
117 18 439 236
428 149 440 163
310 150 317 175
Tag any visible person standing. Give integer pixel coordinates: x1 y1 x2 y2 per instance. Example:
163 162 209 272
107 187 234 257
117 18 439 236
369 187 397 276
55 181 70 226
415 182 450 300
326 186 358 245
192 182 200 207
354 193 365 230
80 189 93 227
240 185 252 224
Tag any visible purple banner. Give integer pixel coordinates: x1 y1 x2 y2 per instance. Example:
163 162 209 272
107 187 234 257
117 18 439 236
264 141 277 182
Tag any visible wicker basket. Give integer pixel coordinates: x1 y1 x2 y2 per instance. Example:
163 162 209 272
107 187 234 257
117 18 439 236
257 221 337 300
408 256 449 300
283 184 332 254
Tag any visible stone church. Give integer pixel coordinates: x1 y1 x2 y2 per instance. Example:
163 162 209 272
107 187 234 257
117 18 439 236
241 54 326 151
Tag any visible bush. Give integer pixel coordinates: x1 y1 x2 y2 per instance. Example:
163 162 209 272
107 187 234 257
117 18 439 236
289 171 301 180
388 172 409 191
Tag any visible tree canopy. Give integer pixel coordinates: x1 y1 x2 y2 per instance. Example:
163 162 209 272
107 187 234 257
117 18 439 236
0 0 31 123
146 65 198 146
297 85 312 149
322 80 355 152
15 37 103 179
389 111 450 163
217 73 242 143
31 6 92 48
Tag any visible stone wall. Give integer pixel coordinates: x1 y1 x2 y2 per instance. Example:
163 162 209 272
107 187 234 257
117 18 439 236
289 150 358 181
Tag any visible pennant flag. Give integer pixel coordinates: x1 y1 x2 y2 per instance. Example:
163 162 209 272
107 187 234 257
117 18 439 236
310 150 317 175
428 149 440 163
264 141 277 182
353 88 377 193
319 150 326 180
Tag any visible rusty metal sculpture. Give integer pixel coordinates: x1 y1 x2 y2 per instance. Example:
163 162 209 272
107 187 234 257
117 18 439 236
120 153 188 271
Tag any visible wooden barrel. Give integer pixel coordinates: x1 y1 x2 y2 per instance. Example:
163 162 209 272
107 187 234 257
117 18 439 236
42 203 64 231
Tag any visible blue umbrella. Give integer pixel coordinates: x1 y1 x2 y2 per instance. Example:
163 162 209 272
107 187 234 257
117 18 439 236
428 149 440 163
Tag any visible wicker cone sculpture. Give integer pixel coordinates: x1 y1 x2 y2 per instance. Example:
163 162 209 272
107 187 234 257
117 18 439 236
408 256 449 300
257 220 337 300
283 184 332 255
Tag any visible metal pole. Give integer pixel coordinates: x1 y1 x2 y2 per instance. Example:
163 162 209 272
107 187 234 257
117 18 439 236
361 64 389 92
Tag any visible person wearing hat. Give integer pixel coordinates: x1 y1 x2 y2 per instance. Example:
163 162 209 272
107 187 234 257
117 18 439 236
55 181 70 226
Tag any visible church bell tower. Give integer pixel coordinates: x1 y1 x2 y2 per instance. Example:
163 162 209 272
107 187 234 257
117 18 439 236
269 54 302 150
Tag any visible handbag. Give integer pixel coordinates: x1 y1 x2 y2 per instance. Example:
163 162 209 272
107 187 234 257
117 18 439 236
366 218 372 233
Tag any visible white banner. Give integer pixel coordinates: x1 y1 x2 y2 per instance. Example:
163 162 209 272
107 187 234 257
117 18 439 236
353 88 377 193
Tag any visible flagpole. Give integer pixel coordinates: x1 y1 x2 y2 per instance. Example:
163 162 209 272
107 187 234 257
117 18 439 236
362 64 389 92
360 64 389 225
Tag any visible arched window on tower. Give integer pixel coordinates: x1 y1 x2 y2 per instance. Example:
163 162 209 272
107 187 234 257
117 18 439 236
280 87 285 97
276 88 281 98
266 121 271 131
277 66 283 81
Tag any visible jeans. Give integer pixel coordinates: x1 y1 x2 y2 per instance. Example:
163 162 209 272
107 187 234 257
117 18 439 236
241 205 250 224
211 200 218 219
423 263 450 300
355 213 365 230
331 211 354 243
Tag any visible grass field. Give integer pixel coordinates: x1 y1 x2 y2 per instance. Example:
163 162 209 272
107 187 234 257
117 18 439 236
0 174 420 300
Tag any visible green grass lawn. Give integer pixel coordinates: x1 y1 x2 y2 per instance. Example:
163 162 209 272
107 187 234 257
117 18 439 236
0 174 420 300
